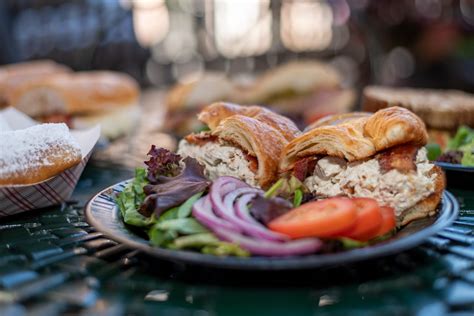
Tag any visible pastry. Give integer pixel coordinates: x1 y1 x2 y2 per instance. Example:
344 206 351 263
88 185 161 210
0 123 82 185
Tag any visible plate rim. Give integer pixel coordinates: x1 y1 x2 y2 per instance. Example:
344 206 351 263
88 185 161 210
85 179 459 271
435 162 474 172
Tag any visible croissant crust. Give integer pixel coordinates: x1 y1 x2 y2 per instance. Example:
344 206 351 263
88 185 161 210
213 115 288 188
198 102 300 141
281 106 428 170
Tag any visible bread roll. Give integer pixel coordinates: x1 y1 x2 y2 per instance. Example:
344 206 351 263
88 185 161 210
9 71 139 117
304 112 371 131
0 60 71 79
0 60 71 107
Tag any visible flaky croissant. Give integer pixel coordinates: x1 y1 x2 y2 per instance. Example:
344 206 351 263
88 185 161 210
198 102 300 141
182 103 300 188
281 106 428 170
212 115 288 188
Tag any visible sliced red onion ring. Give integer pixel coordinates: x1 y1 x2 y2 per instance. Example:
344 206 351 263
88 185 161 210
218 176 248 194
235 194 260 224
210 177 249 222
192 176 322 256
222 188 287 242
234 194 289 241
192 196 240 233
213 228 322 256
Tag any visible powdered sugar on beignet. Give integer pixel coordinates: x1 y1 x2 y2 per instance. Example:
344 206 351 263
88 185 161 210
0 123 82 185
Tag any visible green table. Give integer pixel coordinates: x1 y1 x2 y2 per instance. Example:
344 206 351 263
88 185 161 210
0 165 473 315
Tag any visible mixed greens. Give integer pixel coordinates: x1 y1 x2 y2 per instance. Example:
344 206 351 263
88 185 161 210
428 126 474 166
115 148 249 257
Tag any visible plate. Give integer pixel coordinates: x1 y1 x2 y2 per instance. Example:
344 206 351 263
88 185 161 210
435 162 474 189
85 180 459 271
435 162 474 173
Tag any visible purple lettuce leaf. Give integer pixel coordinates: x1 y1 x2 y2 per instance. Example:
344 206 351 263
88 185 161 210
139 157 211 217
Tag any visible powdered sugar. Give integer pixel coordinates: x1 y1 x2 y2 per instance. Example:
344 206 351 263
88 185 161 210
0 123 82 179
0 116 11 132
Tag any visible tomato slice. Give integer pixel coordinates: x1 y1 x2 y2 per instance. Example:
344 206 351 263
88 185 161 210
340 198 383 241
374 206 396 238
268 197 357 238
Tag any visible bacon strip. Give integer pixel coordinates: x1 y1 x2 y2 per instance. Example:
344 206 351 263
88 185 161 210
377 144 418 174
244 153 258 173
185 132 218 146
293 156 318 181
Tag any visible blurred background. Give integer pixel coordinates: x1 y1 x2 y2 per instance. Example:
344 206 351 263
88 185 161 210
1 0 473 91
1 0 473 167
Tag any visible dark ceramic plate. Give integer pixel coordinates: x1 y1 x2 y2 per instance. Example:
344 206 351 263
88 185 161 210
435 162 474 189
85 180 459 271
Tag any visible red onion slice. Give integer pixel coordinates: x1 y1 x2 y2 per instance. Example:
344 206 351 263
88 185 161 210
213 228 322 256
234 194 289 242
234 194 260 224
222 188 287 242
192 196 240 233
192 176 323 256
210 177 249 222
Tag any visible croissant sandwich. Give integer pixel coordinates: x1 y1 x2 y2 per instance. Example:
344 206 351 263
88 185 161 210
177 102 300 188
281 107 445 226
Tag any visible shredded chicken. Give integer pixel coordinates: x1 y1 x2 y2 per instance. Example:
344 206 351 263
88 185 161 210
304 148 436 216
177 139 259 187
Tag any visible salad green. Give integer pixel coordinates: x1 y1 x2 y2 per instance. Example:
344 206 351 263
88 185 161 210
115 168 249 257
427 125 474 167
115 168 150 227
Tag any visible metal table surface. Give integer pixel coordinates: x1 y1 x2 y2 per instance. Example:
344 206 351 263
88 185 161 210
0 165 473 316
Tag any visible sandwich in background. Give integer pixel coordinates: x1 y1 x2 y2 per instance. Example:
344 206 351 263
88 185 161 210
164 72 235 137
362 86 474 149
0 60 71 108
163 60 356 137
231 60 356 127
1 65 140 140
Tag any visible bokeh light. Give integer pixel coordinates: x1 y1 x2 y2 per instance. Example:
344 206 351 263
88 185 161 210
280 0 333 52
213 0 272 58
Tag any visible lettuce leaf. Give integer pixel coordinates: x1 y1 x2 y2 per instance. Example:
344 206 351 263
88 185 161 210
115 168 152 227
264 176 306 199
448 126 474 150
166 233 250 257
460 139 474 166
145 145 182 182
426 143 442 161
249 195 292 225
139 157 210 217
